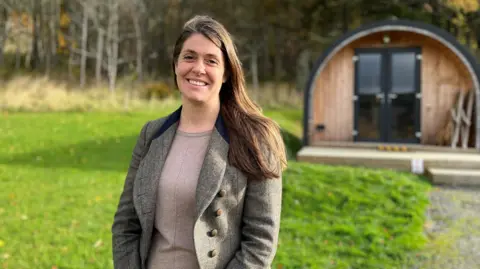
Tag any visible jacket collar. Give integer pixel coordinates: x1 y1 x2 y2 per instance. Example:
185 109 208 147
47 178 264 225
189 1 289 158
152 105 229 144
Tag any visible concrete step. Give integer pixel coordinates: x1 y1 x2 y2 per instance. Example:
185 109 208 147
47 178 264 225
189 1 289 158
427 168 480 187
297 146 480 171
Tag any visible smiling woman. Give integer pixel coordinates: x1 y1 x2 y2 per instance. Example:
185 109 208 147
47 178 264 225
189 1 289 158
174 33 227 110
111 15 287 269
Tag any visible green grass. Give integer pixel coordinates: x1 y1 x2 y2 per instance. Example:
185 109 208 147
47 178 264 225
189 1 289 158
0 107 431 269
275 163 431 269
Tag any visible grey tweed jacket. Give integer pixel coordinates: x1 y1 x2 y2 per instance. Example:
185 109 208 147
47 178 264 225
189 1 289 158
111 107 283 269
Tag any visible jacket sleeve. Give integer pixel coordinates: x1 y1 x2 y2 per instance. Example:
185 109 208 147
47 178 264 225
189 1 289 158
225 173 283 269
111 121 150 269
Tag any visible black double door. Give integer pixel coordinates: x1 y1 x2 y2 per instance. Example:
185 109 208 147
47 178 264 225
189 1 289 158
353 47 421 144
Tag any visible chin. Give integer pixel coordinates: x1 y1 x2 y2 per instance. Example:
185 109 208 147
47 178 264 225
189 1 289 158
182 93 208 105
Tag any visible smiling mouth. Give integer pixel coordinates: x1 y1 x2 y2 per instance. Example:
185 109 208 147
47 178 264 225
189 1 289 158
187 79 208 86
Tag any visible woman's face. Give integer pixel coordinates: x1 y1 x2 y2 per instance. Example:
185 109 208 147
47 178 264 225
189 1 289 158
175 33 227 107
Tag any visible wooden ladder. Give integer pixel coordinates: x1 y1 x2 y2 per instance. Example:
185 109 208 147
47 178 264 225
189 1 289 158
451 89 475 149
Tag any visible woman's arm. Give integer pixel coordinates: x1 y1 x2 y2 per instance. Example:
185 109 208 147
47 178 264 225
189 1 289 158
111 121 150 269
225 174 283 269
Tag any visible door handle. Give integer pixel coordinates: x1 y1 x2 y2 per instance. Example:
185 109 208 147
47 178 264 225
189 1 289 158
376 93 384 104
387 93 397 104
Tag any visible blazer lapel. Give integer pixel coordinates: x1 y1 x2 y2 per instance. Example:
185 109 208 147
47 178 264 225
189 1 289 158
194 128 229 221
141 123 177 226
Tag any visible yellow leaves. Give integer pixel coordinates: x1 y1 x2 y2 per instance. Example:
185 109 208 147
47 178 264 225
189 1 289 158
94 196 102 202
445 0 479 12
93 239 103 248
0 240 5 248
59 12 71 28
424 220 434 230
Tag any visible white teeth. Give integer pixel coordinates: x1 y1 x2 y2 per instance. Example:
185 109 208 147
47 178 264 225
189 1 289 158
188 79 207 86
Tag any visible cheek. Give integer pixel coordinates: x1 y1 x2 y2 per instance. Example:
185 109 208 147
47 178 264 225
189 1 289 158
175 64 190 77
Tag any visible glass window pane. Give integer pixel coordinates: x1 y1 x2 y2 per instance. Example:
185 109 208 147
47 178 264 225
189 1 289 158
391 52 416 94
358 95 381 140
389 94 416 141
358 54 382 94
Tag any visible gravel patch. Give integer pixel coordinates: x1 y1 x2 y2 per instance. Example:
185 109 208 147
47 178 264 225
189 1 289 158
420 186 480 269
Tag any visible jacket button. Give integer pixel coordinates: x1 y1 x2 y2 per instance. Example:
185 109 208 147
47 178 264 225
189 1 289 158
209 229 218 237
208 249 217 257
215 209 222 217
218 189 226 197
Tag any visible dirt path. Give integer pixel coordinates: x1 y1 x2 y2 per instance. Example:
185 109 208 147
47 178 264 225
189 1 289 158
419 185 480 268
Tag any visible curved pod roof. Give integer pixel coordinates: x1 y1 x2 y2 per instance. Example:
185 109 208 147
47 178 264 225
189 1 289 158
303 19 480 149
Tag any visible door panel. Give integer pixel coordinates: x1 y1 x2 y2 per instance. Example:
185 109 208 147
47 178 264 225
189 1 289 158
354 48 421 143
355 52 384 141
387 49 420 143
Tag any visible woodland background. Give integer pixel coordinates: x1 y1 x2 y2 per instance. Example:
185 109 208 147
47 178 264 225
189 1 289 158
0 0 480 108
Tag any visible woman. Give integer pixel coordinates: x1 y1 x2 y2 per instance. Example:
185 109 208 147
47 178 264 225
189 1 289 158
111 15 287 269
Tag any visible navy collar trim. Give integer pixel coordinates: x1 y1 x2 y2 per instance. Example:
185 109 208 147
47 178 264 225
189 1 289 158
152 106 229 144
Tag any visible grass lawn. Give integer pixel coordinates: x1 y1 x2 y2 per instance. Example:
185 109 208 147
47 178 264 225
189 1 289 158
0 106 431 268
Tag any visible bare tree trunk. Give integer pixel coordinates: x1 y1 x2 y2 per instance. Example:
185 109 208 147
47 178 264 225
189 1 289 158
15 46 21 69
274 32 283 82
68 24 75 82
132 7 144 83
96 29 104 84
30 0 40 70
0 5 8 66
107 0 119 93
296 49 311 92
80 4 89 88
250 46 259 92
46 0 59 76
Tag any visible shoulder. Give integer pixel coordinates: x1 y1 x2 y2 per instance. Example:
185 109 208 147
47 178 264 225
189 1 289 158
138 116 168 141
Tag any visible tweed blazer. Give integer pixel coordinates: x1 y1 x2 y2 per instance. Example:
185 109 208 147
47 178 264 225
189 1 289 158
111 107 283 269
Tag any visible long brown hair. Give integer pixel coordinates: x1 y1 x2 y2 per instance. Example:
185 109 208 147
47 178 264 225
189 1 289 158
172 15 287 180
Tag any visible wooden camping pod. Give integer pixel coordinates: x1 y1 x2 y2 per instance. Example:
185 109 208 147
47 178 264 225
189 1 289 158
303 19 480 151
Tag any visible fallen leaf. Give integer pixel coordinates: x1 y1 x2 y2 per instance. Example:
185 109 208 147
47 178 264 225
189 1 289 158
424 220 434 229
93 239 103 248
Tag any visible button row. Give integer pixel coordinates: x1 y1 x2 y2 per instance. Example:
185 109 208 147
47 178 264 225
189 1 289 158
208 189 226 258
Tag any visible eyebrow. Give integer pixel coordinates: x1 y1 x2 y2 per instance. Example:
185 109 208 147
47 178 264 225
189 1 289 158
183 49 220 59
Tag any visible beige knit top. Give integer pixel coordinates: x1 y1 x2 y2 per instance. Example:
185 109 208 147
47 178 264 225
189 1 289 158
146 129 212 269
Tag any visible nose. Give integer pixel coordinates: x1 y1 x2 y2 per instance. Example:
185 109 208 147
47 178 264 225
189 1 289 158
192 60 206 75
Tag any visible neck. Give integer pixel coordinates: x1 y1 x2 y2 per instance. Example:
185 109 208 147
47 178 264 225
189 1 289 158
178 99 220 133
